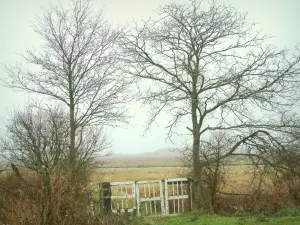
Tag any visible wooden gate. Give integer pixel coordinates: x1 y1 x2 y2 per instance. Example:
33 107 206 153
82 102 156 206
99 178 192 216
135 180 165 216
164 178 192 215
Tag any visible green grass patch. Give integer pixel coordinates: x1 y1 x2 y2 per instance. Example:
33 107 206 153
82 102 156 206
129 211 300 225
273 208 300 217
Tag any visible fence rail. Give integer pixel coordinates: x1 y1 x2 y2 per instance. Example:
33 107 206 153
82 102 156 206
99 178 192 216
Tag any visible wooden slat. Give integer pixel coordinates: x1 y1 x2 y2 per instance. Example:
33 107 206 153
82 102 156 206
181 181 184 212
172 182 175 213
148 184 152 215
112 208 136 213
110 181 135 185
177 181 180 213
168 195 189 200
109 195 135 199
165 178 188 182
153 184 157 215
139 196 161 201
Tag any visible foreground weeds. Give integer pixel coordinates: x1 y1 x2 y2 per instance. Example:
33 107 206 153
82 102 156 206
0 170 96 225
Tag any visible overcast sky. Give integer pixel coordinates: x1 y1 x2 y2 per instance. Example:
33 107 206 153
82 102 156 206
0 0 299 154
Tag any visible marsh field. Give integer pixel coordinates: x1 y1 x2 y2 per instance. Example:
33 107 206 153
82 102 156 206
91 155 252 187
100 155 183 168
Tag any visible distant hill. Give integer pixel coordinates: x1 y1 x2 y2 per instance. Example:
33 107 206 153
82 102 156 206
111 148 181 158
142 148 181 157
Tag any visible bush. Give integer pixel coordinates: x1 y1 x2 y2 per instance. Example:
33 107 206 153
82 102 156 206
0 169 96 225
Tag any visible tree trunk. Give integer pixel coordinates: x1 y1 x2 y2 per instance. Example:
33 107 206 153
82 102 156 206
69 105 76 170
192 134 203 210
191 93 203 209
41 171 52 225
68 70 77 183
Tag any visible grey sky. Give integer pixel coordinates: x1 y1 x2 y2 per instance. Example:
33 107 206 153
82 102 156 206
0 0 299 154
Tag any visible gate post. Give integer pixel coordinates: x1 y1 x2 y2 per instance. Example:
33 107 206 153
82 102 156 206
187 178 193 211
160 179 166 216
99 182 111 214
135 181 141 216
164 179 170 215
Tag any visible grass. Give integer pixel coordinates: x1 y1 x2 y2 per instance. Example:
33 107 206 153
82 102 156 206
90 165 252 185
129 211 300 225
99 155 251 168
100 156 182 168
91 167 189 182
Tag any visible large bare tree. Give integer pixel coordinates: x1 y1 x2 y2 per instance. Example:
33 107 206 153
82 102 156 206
4 0 130 178
120 0 300 208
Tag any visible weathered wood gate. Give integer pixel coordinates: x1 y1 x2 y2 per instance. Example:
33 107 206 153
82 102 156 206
99 178 192 216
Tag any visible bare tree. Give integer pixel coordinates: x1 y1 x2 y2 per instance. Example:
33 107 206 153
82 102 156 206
3 0 130 179
2 105 69 174
0 104 108 223
200 131 229 213
120 0 300 209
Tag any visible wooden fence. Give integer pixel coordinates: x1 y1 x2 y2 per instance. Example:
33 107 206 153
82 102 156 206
99 178 192 216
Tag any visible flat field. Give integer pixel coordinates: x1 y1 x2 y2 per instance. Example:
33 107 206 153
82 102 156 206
100 155 182 168
91 167 188 182
91 166 252 185
99 155 249 168
91 155 253 186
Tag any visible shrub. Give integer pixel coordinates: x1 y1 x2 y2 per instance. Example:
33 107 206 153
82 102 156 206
0 169 95 225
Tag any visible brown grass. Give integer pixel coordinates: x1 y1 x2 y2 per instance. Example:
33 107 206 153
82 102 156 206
91 167 189 182
100 155 250 168
100 156 182 168
0 170 97 225
91 166 252 184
